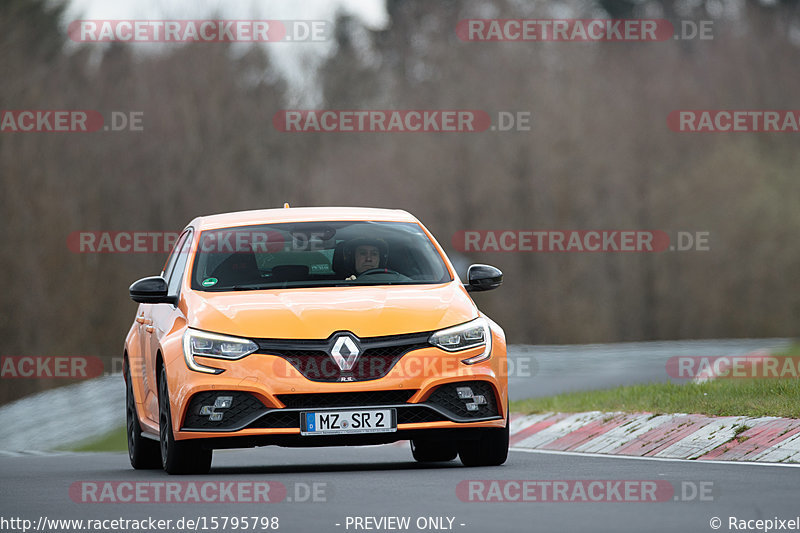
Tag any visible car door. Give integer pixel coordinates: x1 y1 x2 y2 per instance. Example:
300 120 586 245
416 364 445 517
130 301 150 405
141 229 191 425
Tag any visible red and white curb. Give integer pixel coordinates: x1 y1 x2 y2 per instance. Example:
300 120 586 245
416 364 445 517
510 412 800 463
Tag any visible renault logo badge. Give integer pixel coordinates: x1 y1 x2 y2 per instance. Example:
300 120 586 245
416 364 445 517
330 333 361 371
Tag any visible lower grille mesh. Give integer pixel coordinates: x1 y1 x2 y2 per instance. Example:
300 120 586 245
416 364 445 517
277 390 416 409
426 381 499 419
182 391 267 430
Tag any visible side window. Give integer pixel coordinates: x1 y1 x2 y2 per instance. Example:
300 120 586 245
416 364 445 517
162 231 189 281
168 230 193 297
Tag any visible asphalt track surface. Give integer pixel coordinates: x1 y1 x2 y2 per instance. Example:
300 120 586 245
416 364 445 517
506 338 791 400
1 338 796 533
1 446 798 533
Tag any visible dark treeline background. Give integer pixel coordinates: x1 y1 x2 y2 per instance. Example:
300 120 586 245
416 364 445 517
1 0 798 402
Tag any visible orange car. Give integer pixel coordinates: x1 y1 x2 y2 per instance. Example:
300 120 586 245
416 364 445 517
124 207 507 474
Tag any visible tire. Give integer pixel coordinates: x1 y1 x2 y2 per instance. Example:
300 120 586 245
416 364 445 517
458 413 510 467
126 362 161 469
158 365 212 475
410 439 458 462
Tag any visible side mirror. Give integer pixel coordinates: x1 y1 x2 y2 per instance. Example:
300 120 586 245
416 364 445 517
465 264 503 292
129 276 177 305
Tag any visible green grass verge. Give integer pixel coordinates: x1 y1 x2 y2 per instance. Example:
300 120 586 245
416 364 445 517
69 425 127 452
779 343 800 357
511 343 800 419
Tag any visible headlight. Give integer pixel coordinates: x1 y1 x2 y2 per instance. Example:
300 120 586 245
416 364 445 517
182 328 258 374
429 317 492 364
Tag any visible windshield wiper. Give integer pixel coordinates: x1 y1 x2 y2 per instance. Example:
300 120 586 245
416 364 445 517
230 284 284 290
208 281 434 291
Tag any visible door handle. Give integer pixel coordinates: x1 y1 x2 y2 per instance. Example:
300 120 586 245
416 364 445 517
145 325 155 333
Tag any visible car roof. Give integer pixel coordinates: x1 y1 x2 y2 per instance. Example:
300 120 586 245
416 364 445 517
188 206 419 232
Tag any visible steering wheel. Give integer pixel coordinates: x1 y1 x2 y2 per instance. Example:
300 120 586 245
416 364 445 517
357 267 401 277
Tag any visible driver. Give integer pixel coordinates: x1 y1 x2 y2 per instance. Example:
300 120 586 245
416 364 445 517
354 244 380 274
344 237 389 280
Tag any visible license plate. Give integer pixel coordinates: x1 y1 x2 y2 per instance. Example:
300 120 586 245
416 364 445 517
301 409 396 435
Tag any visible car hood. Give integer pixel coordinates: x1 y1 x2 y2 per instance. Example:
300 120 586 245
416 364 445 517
185 282 477 339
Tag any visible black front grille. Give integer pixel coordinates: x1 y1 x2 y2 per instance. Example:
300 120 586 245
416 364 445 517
251 410 301 429
181 382 500 433
277 389 416 409
426 380 499 419
254 331 431 382
397 406 448 424
182 391 267 430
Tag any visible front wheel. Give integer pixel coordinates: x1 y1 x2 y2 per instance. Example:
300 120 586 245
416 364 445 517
458 415 509 467
126 362 161 469
410 439 458 462
158 365 212 475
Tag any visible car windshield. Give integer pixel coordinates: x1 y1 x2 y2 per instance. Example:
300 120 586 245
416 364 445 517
190 221 452 291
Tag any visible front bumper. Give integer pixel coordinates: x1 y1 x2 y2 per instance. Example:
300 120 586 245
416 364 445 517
166 331 508 444
182 379 502 433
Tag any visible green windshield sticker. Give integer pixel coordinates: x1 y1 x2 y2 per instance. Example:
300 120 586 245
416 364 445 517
202 277 218 287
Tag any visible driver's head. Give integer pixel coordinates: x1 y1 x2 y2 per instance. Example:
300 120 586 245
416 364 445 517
354 245 380 274
344 237 388 275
